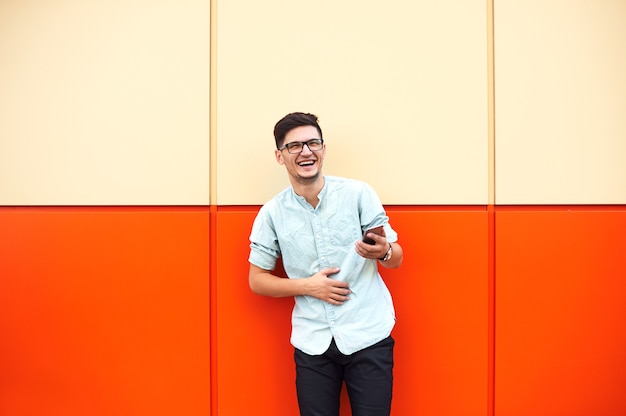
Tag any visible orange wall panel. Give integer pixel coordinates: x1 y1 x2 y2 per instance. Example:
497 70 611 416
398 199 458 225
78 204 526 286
8 205 624 415
385 209 489 416
214 207 489 416
214 208 298 415
0 208 210 416
495 208 626 416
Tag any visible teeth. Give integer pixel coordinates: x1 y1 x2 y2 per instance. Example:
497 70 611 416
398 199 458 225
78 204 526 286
299 161 314 166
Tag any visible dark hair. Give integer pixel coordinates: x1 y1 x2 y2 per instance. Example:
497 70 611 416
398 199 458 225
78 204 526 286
273 112 323 149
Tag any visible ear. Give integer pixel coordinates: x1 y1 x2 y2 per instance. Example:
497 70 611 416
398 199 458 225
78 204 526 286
275 149 285 165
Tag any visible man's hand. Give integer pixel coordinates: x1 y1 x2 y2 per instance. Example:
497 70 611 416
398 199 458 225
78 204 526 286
355 228 389 260
304 268 350 305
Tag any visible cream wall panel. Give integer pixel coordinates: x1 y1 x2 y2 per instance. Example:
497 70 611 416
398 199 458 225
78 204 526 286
217 0 488 205
495 0 626 204
0 0 210 205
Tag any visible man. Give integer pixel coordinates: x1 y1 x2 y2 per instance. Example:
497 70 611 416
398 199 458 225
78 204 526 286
248 112 403 416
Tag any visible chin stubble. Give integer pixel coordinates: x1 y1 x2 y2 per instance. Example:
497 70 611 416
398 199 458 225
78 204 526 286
294 171 321 185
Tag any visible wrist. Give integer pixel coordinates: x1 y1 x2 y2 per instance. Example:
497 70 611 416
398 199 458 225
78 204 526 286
378 243 393 262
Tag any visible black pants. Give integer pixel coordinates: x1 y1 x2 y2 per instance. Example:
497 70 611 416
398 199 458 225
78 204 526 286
294 336 394 416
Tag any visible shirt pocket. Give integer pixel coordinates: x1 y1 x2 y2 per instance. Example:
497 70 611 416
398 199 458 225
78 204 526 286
325 213 361 248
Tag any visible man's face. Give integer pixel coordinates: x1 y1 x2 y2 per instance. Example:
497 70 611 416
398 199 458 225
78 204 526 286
275 125 325 184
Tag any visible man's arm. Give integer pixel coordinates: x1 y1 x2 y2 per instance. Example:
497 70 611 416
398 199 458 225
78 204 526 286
248 264 351 305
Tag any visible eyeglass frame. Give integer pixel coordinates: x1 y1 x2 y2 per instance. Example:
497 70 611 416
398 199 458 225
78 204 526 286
277 138 324 154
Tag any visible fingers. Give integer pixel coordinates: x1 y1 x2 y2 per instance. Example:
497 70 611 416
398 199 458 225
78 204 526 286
326 286 351 305
362 231 385 247
355 237 388 259
310 268 350 305
320 267 341 277
320 268 349 288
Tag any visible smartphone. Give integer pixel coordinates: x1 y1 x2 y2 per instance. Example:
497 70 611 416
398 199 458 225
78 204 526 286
362 225 384 245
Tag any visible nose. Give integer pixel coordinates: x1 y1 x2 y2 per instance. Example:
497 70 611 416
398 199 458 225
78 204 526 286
300 143 314 154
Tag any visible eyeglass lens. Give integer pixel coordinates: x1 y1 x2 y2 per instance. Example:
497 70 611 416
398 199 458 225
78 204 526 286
285 139 323 154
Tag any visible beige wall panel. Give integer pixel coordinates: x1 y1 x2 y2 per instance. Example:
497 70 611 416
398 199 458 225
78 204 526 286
0 0 210 206
217 0 488 205
495 0 626 204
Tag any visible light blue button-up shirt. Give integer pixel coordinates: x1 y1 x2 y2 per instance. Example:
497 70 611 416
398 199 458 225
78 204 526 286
249 176 398 355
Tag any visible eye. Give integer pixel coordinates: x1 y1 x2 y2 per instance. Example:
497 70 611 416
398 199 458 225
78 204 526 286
306 139 323 150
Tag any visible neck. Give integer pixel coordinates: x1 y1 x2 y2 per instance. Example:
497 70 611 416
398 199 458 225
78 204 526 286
292 175 325 208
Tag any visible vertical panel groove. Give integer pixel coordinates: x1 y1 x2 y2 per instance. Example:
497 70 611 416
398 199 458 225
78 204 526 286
488 205 496 416
210 204 218 416
487 1 496 416
210 4 218 416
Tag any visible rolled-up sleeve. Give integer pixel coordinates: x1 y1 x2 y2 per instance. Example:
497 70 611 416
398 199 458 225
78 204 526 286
249 207 280 271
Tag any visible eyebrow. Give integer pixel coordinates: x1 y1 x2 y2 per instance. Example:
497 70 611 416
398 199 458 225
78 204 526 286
285 138 321 145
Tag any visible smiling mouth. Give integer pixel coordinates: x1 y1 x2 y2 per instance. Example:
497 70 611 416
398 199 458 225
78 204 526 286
298 160 315 167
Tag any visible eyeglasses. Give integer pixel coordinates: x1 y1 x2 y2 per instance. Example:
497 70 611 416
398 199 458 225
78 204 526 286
278 138 324 154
